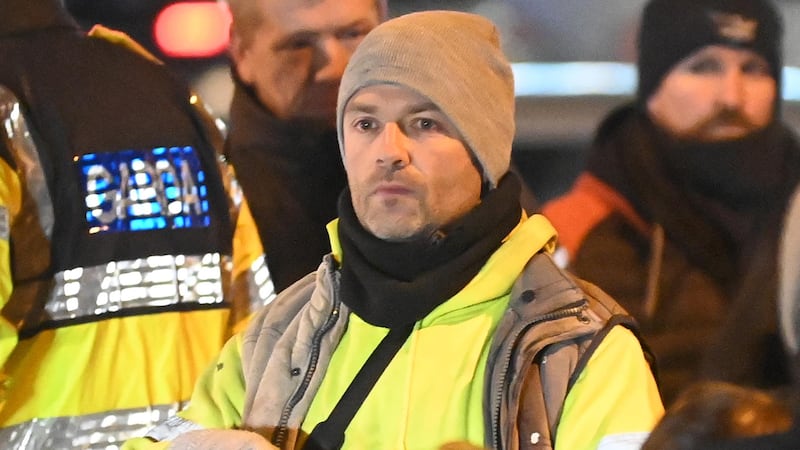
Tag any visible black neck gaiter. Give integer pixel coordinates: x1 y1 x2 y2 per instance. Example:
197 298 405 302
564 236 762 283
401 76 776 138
337 174 522 328
659 121 793 208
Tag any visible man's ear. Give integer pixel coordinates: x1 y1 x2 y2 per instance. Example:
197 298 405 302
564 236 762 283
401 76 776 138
228 25 253 83
228 24 245 67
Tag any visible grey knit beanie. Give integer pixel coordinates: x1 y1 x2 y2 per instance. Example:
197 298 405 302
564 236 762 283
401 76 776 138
337 10 515 189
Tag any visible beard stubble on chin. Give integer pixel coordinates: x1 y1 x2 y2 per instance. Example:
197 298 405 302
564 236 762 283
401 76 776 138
357 169 428 240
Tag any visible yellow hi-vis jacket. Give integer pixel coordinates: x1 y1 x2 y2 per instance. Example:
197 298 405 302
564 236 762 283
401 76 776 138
0 19 272 447
125 215 663 450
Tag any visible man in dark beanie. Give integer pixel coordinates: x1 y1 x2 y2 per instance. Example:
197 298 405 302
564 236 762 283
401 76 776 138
544 0 800 406
127 10 663 450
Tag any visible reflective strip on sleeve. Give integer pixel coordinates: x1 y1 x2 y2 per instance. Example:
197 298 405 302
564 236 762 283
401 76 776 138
0 206 8 240
0 403 184 450
597 431 651 450
247 254 276 313
0 86 54 239
144 414 205 442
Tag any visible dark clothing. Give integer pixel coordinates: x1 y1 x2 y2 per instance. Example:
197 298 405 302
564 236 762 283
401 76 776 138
707 427 800 450
225 81 347 293
707 405 800 450
0 0 232 274
543 104 800 405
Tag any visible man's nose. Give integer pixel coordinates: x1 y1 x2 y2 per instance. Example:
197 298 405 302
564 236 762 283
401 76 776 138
717 69 745 110
376 122 410 169
315 36 351 82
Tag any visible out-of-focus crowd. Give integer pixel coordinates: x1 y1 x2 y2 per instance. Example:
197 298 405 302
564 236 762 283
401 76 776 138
0 0 798 449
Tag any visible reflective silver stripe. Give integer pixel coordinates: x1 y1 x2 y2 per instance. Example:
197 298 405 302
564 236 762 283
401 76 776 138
46 253 226 321
0 85 54 239
0 403 185 449
597 431 651 450
144 414 205 442
0 206 8 240
247 254 276 313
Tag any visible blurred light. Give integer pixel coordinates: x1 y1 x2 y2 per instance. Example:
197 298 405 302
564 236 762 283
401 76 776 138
513 62 636 97
191 63 235 121
513 62 800 100
783 67 800 101
184 61 800 123
154 2 231 58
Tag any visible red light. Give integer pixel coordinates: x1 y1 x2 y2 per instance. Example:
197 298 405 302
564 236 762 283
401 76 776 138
154 2 231 58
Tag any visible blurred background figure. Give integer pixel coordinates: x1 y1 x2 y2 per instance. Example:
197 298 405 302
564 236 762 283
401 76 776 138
543 0 800 405
0 0 237 447
221 0 385 307
641 380 792 450
688 182 800 448
782 187 800 396
640 180 800 450
63 1 800 209
767 182 800 447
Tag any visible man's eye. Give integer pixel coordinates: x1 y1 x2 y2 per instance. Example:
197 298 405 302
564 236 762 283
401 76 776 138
284 39 313 50
686 59 721 74
339 28 369 41
416 118 437 130
355 119 374 130
742 60 771 76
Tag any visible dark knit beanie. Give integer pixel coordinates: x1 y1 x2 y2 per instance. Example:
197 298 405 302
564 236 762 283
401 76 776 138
637 0 783 105
337 10 515 189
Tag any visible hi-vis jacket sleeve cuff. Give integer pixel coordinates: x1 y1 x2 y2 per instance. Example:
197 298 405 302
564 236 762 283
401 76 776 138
555 326 664 450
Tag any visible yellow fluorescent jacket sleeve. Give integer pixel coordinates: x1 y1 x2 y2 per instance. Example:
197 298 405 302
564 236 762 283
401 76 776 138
176 332 247 429
0 157 21 406
555 326 664 450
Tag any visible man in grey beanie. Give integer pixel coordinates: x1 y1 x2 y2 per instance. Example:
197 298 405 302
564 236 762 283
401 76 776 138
127 10 662 450
543 0 800 406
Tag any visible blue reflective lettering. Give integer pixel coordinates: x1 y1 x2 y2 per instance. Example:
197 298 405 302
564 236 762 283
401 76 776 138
77 146 212 233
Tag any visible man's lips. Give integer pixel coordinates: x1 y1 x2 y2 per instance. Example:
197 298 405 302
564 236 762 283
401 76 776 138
372 183 414 196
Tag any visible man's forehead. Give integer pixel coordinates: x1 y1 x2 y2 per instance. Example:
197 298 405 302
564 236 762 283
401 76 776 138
265 0 324 11
345 85 440 113
683 44 770 63
262 0 378 27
